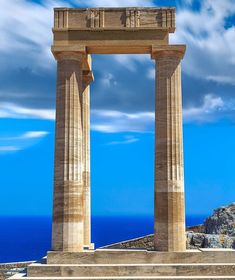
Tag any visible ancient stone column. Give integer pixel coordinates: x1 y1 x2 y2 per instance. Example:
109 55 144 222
82 71 91 248
52 52 85 252
152 45 186 252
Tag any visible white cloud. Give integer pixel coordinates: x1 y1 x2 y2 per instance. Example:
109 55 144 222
113 54 151 72
1 0 234 84
91 109 154 133
183 94 225 122
0 131 49 141
0 0 234 131
206 75 235 86
0 96 231 133
107 135 139 145
0 146 21 153
21 131 49 139
0 103 55 120
0 0 60 69
147 67 155 79
101 73 117 87
91 94 231 133
0 0 154 72
172 0 235 84
0 130 49 153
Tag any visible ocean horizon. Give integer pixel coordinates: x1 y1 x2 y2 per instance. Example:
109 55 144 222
0 215 207 263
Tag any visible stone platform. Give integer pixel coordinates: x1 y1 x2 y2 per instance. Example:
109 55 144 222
8 249 235 280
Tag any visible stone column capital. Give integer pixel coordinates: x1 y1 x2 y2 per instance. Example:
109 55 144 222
53 51 84 62
51 45 87 61
151 45 186 60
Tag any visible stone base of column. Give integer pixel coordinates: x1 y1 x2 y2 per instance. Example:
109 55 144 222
154 191 186 252
9 249 235 279
83 243 95 250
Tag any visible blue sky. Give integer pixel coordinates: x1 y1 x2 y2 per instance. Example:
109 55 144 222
0 0 235 217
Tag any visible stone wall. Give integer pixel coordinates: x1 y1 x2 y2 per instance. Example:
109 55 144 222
101 234 154 250
101 232 235 250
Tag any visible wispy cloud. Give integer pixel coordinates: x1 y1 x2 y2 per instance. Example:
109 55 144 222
0 103 55 120
0 0 57 69
91 94 233 133
183 94 225 123
206 75 235 86
0 0 235 131
107 135 139 145
0 130 49 153
0 97 231 134
0 131 49 141
113 54 150 72
21 131 49 138
91 110 154 133
147 67 155 80
172 0 235 85
100 73 117 87
0 146 21 152
0 0 154 71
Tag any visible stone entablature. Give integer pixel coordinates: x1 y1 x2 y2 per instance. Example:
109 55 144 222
52 7 177 54
54 7 175 31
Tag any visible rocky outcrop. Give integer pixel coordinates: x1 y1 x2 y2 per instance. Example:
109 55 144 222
186 232 235 249
204 203 235 236
103 203 235 250
0 261 33 280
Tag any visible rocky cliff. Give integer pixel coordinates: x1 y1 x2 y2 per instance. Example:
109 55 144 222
186 202 235 249
204 203 235 235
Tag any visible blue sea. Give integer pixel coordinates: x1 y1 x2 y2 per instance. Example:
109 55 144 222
0 215 206 263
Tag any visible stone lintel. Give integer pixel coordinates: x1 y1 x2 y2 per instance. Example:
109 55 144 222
53 7 176 33
52 29 169 54
151 44 186 59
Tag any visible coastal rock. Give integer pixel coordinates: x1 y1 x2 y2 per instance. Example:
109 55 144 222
204 234 223 248
186 233 235 249
204 202 235 236
191 233 205 247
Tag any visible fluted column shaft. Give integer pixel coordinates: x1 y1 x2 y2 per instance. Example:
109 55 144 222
82 79 91 247
153 46 186 252
52 53 84 252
